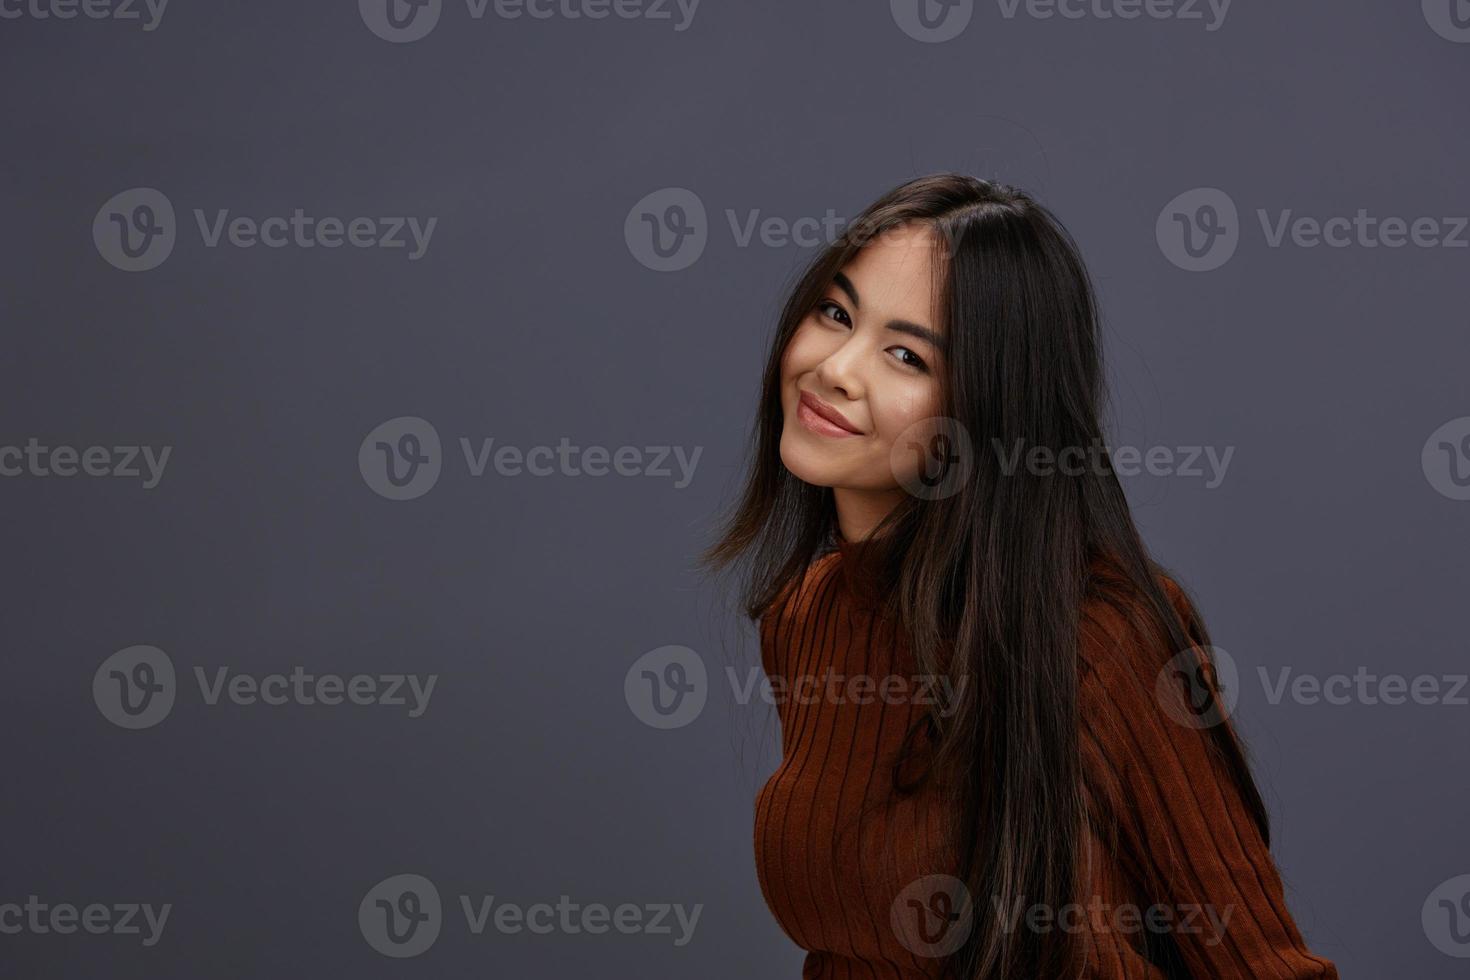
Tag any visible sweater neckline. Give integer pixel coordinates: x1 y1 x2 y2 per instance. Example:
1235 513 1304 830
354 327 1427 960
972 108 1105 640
830 528 889 611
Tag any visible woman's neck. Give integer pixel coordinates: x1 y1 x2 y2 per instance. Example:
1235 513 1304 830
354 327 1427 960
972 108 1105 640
832 486 905 543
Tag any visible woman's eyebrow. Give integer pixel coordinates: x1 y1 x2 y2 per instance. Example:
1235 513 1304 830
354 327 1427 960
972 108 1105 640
831 271 943 350
888 320 943 350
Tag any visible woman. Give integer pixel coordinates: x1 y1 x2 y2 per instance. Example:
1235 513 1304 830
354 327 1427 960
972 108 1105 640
702 174 1337 978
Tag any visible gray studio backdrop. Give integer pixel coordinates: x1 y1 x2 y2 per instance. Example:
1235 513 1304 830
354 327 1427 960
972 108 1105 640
2 0 1466 976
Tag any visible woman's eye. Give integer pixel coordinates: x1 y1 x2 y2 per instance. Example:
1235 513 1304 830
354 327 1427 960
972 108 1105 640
891 347 928 372
816 300 851 326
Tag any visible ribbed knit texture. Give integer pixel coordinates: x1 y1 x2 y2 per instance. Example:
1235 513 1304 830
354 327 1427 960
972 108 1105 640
753 540 1338 979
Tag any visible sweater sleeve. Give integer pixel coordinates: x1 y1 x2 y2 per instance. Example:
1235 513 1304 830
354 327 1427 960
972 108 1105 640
1076 578 1339 979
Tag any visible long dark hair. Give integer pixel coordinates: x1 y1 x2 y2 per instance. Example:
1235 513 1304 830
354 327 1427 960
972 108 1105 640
701 173 1268 978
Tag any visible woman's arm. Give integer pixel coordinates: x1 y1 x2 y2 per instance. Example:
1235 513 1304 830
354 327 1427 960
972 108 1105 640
1075 582 1339 979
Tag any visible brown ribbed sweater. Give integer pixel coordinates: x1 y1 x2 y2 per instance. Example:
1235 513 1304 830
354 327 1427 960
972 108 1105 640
753 538 1338 979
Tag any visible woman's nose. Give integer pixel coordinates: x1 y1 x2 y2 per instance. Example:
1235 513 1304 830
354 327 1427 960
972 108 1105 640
815 340 864 400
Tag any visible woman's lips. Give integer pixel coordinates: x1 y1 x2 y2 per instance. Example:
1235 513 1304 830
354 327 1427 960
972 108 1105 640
797 391 862 438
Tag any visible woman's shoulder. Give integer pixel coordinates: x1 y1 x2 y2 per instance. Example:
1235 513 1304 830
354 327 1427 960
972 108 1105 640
1077 555 1201 700
1075 557 1237 797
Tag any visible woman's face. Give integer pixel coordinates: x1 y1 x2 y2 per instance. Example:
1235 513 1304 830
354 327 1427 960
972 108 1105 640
779 222 946 506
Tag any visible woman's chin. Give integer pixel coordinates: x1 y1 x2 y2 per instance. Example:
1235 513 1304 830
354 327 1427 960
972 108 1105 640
778 439 845 489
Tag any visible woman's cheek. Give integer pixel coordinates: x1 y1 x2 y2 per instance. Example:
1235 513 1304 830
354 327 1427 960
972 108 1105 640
778 340 795 381
878 386 942 473
880 384 933 434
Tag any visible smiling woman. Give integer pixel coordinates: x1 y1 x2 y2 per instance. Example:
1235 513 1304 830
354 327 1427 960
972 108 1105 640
702 174 1338 979
778 222 949 542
